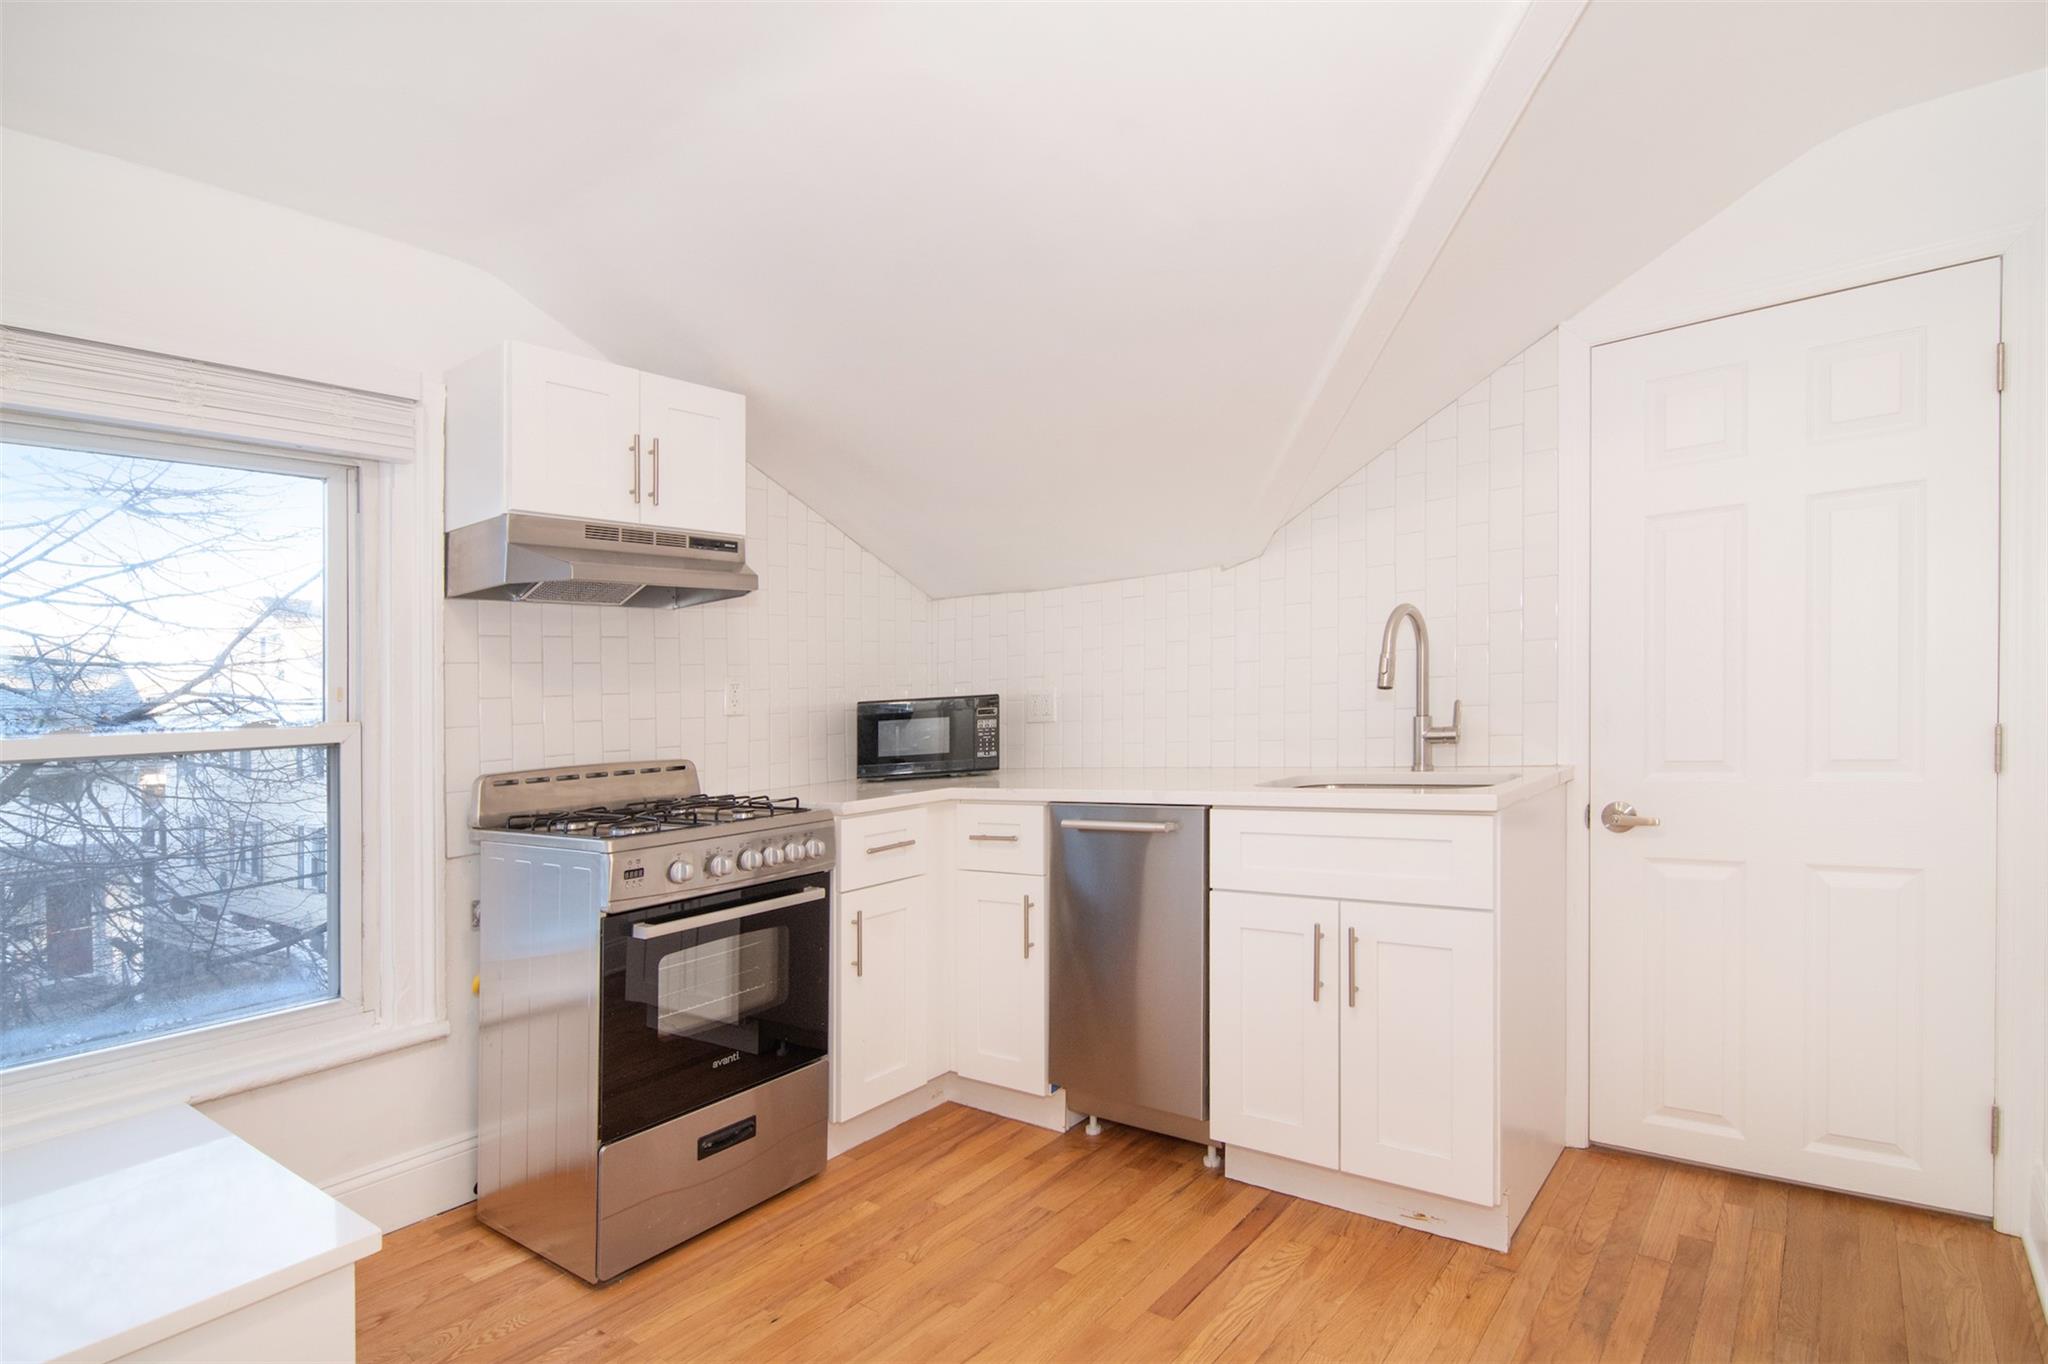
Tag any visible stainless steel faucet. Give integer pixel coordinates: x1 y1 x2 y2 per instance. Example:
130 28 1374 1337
1376 602 1461 772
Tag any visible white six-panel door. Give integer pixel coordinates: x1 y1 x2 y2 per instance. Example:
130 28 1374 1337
1210 890 1341 1167
1589 261 2001 1213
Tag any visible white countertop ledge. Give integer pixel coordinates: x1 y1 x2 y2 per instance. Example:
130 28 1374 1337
0 1104 381 1363
793 765 1573 816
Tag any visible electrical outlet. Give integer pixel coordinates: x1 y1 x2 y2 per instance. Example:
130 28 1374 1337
722 680 746 717
1026 689 1059 723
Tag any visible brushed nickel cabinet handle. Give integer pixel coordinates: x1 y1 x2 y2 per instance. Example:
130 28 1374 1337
629 433 641 503
1347 927 1359 1007
968 833 1019 843
866 838 916 855
853 910 864 978
1312 922 1325 1003
1022 894 1035 959
648 436 661 506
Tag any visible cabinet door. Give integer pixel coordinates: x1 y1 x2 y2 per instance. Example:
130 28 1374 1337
952 871 1047 1095
837 878 931 1121
1209 890 1341 1168
639 372 747 536
503 343 644 525
1338 902 1497 1204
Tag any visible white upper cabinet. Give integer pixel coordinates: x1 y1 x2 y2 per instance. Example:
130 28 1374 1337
446 341 747 537
639 371 747 540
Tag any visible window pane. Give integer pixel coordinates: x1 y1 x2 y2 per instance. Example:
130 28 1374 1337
0 443 329 735
0 746 339 1068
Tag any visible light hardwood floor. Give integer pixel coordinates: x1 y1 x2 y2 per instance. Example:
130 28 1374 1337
358 1103 2047 1363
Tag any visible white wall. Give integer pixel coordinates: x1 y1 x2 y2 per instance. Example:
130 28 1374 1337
441 467 933 848
933 338 1560 771
0 130 929 1227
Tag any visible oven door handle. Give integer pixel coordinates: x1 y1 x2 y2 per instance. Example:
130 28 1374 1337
630 885 827 939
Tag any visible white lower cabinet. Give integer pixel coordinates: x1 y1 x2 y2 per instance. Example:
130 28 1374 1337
1211 891 1499 1206
1210 890 1342 1168
1338 901 1496 1205
836 877 931 1119
951 870 1048 1094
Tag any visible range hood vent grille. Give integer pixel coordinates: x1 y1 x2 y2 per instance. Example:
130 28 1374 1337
583 524 621 543
517 579 642 606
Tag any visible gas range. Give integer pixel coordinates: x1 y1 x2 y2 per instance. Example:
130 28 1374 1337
470 757 834 1282
471 759 834 908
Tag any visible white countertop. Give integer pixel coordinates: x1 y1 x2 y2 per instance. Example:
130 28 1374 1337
793 765 1572 816
0 1105 381 1363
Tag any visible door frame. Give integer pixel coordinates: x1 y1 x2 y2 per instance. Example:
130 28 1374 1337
1556 218 2047 1239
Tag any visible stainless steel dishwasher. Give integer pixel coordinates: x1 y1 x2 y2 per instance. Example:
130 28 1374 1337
1049 803 1216 1165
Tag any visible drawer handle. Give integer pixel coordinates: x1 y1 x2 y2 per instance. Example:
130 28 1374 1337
1057 819 1178 834
866 839 917 855
968 833 1019 843
1022 894 1034 959
852 909 864 977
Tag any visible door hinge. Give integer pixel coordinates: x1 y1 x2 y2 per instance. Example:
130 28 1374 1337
1996 341 2006 393
1992 1104 2002 1156
1993 722 2004 775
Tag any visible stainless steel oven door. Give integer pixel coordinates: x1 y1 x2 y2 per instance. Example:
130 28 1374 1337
600 872 829 1143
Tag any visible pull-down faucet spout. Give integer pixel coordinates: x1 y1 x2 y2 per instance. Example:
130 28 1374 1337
1375 603 1461 773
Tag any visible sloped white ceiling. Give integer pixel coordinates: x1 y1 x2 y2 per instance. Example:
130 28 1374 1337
2 2 2042 596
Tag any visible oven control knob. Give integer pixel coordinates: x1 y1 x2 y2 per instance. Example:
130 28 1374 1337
666 858 694 884
805 837 827 859
782 840 805 863
738 848 763 871
707 853 734 877
763 844 786 866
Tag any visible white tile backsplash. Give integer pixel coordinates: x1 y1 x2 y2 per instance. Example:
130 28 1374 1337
929 335 1561 772
442 336 1562 857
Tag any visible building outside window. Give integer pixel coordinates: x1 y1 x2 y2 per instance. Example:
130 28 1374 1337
0 432 352 1070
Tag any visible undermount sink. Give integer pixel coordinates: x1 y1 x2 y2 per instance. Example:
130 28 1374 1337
1258 770 1519 790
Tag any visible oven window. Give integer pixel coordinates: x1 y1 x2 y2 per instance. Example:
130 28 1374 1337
878 715 951 759
654 925 788 1039
600 882 828 1144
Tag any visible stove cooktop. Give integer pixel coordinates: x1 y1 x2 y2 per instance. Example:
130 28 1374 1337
503 793 808 839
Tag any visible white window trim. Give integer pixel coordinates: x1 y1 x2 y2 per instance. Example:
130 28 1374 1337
0 345 445 1147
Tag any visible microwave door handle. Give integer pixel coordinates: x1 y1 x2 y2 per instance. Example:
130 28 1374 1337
630 885 827 939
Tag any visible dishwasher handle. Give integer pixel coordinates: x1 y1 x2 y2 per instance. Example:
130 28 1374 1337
1056 818 1180 834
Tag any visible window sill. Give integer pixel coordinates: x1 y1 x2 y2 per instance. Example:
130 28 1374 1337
0 999 450 1150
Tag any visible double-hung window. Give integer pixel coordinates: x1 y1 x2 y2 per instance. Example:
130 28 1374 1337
0 427 357 1070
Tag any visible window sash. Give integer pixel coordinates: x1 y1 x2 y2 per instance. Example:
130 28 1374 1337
0 415 356 739
0 416 365 1071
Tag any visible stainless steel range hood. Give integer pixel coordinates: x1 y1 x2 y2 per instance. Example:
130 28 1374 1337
446 512 758 608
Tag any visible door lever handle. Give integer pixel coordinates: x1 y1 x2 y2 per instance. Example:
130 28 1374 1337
1601 801 1661 833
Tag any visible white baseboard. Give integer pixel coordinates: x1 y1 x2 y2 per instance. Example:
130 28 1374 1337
1224 1146 1555 1254
2026 1161 2048 1319
323 1133 477 1233
827 1073 1079 1158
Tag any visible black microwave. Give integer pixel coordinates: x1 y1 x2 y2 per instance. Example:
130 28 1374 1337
856 694 999 781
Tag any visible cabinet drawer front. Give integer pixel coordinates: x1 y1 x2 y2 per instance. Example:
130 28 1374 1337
838 808 932 890
1211 810 1493 909
955 803 1047 874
